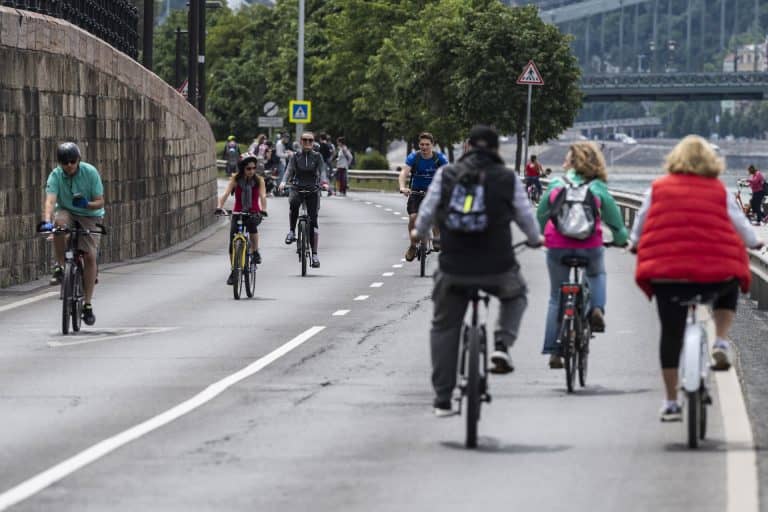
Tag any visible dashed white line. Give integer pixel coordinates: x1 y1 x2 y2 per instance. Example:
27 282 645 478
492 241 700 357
332 310 350 316
0 326 327 511
353 295 369 301
401 216 409 220
385 208 393 212
365 201 373 205
382 272 394 277
375 205 383 208
392 264 403 268
394 212 401 215
0 292 58 314
400 258 406 262
370 282 384 288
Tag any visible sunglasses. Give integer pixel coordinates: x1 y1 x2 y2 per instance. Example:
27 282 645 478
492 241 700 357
60 160 77 166
302 138 314 142
244 165 257 170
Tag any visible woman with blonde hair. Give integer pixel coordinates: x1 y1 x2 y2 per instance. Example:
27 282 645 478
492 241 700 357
629 135 762 421
536 141 628 369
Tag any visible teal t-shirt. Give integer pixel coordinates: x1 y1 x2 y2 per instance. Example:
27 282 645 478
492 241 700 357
45 162 105 217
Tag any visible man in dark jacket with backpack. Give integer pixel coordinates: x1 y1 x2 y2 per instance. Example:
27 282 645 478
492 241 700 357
411 125 543 417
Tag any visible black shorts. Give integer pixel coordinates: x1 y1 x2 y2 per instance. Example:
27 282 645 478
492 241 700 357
230 214 261 235
407 192 427 215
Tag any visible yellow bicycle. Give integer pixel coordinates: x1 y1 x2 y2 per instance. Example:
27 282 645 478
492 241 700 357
218 209 259 299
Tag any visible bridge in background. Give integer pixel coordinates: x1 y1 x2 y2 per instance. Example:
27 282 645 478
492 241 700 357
581 72 768 101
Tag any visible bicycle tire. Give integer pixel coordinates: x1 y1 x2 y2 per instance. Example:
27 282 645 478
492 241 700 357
419 242 426 277
686 389 701 448
560 319 576 393
699 383 708 441
465 326 481 449
245 252 257 298
71 265 83 332
61 263 73 335
299 220 308 276
578 323 590 387
232 239 244 300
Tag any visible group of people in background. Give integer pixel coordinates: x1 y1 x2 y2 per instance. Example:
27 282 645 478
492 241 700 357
222 132 353 197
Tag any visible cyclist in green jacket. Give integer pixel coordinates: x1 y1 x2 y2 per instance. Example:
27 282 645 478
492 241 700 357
536 142 628 368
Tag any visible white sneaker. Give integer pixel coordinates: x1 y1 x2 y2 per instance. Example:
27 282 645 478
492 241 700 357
660 402 682 422
712 339 732 371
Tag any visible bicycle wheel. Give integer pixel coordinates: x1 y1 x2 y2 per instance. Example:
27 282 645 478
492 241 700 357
465 326 481 449
244 252 257 298
686 389 702 448
232 239 244 300
578 323 590 387
699 382 708 441
61 263 73 335
71 265 83 332
419 242 426 277
560 320 577 393
299 221 309 277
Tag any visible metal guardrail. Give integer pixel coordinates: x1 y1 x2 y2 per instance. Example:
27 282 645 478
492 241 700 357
2 0 139 59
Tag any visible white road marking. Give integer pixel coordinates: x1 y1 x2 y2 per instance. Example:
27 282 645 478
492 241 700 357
385 208 392 212
714 368 759 512
0 326 326 511
394 212 401 215
0 292 58 314
47 327 177 348
382 272 394 277
401 216 409 220
400 258 406 262
392 264 403 268
365 201 372 205
353 295 369 301
375 205 383 208
370 282 384 288
332 310 350 316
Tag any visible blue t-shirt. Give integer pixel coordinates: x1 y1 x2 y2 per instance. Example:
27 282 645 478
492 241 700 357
405 151 448 191
45 162 105 217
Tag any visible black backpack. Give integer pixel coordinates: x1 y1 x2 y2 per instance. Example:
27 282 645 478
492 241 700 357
439 164 488 233
549 176 598 240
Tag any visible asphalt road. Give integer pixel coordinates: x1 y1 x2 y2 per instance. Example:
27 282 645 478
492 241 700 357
0 188 754 511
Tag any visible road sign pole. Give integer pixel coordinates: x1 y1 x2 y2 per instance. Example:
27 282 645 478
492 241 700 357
296 0 305 141
523 84 532 175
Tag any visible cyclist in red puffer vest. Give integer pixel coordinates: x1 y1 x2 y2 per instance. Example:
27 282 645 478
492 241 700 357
629 135 763 422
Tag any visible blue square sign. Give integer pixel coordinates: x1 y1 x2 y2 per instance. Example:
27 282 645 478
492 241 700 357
289 100 312 124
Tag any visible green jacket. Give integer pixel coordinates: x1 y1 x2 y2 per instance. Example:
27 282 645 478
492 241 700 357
535 169 628 245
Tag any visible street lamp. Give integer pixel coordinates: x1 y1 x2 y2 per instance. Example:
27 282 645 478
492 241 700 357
175 28 189 89
296 0 305 141
666 39 677 73
648 40 656 72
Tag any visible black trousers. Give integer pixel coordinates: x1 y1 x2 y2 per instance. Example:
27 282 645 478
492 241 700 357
289 189 320 251
750 190 765 222
651 281 738 369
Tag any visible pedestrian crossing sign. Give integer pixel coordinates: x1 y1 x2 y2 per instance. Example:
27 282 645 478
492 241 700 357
289 100 312 124
516 60 544 86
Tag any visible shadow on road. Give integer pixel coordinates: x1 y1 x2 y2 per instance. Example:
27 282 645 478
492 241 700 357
441 439 571 454
550 386 653 397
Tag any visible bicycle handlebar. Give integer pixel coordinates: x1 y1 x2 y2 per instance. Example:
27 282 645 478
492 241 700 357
37 223 108 235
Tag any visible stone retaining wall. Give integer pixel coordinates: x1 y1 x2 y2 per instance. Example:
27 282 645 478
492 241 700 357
0 7 217 287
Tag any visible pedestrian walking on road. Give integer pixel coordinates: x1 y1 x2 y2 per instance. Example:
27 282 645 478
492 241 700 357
629 135 763 422
536 141 629 369
222 136 241 177
335 136 353 196
411 125 543 417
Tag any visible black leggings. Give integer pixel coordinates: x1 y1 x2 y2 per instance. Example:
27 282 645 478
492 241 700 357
289 189 320 251
652 281 739 369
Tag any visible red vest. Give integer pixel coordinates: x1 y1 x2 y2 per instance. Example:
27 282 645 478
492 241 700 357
635 174 750 298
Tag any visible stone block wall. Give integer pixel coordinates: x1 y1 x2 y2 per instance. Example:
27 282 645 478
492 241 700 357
0 8 217 287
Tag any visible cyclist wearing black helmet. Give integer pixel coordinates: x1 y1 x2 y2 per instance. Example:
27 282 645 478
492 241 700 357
41 142 105 326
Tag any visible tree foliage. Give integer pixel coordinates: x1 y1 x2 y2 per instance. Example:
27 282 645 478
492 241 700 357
152 0 582 160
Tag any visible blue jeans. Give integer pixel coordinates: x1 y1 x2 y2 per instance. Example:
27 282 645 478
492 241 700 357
542 247 606 354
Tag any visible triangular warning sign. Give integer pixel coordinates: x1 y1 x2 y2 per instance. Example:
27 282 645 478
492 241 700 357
516 60 544 86
294 106 307 119
177 79 188 98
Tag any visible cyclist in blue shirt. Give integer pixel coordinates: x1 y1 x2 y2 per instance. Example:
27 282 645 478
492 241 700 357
41 143 105 326
398 132 448 261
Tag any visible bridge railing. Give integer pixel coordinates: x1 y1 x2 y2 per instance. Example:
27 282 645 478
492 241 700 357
1 0 139 59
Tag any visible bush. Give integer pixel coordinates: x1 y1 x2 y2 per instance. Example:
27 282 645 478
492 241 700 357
356 150 389 170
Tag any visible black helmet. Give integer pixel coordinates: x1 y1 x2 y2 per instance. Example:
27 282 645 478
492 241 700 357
56 142 81 164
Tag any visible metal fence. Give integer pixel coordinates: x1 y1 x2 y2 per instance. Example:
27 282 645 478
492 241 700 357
2 0 139 59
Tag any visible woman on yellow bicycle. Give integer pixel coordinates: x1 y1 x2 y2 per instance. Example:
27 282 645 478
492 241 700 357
216 154 267 285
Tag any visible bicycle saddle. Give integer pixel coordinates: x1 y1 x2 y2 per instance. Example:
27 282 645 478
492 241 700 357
561 256 590 267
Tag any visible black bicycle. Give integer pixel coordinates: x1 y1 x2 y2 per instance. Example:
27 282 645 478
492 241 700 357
409 190 431 277
455 241 530 448
216 209 261 300
38 220 107 335
295 189 316 276
555 255 593 393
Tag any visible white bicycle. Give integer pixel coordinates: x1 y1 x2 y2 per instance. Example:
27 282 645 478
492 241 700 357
677 295 715 449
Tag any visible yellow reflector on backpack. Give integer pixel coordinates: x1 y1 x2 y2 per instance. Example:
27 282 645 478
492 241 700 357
463 195 474 213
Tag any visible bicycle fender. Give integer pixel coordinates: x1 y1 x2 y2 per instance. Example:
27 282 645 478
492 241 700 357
680 324 705 392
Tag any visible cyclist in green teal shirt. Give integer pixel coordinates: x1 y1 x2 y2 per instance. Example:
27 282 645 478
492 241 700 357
42 143 105 326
